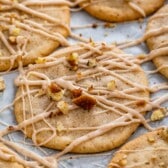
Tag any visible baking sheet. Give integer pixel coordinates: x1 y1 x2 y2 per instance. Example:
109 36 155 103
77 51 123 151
0 1 168 168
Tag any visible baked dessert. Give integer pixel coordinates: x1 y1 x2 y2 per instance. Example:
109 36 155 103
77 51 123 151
0 0 70 72
14 43 149 153
108 128 168 168
146 4 168 78
79 0 164 22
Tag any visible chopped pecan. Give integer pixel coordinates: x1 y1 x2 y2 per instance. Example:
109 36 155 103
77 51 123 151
87 58 97 68
66 53 78 67
47 83 64 101
151 108 165 121
88 85 94 92
71 89 82 98
57 101 69 115
136 100 146 107
8 126 15 131
9 36 16 44
92 23 98 29
73 95 96 110
107 80 116 90
49 83 61 93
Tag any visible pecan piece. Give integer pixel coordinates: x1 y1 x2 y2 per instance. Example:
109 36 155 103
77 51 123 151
47 83 64 101
71 89 82 98
73 95 96 110
49 83 61 93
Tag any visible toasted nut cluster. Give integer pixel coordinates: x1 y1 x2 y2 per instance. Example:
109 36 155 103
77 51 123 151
107 80 116 90
67 52 78 70
0 77 5 91
151 108 165 121
35 57 46 64
47 83 64 101
57 101 69 114
73 95 96 110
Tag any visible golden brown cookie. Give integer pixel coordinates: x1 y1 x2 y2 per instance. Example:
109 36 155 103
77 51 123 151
0 143 24 168
14 43 149 153
146 4 168 78
0 1 70 72
79 0 164 22
108 128 168 168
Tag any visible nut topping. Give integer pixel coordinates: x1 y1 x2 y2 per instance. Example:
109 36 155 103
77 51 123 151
151 108 165 121
47 83 64 101
57 101 69 115
67 52 78 70
73 95 96 110
71 89 82 98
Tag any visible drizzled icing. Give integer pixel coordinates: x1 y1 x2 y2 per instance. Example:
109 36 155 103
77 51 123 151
128 1 146 17
0 42 167 167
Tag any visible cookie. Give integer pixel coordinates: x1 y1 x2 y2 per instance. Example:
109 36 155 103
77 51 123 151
108 128 168 168
0 1 70 72
146 5 168 78
14 43 149 153
0 143 24 168
79 0 164 22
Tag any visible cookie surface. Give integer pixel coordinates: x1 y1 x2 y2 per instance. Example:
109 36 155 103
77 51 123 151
146 5 168 78
80 0 164 22
0 1 70 71
108 128 168 168
0 143 24 168
14 43 149 153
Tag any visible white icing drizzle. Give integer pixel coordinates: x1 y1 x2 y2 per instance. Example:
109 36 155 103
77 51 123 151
0 43 165 167
22 0 87 7
0 31 16 54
